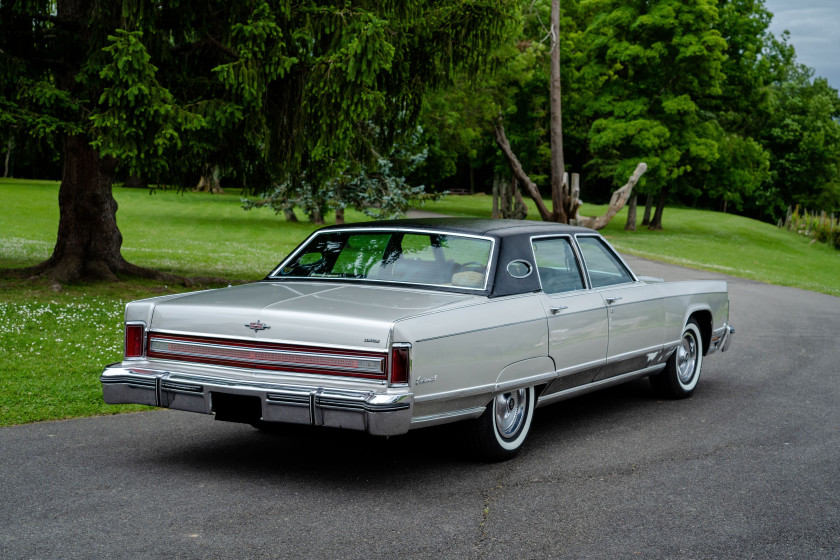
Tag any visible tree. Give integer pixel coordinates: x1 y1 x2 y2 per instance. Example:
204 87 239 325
578 0 727 229
492 0 577 223
472 0 645 229
758 68 840 217
243 125 439 223
0 0 518 282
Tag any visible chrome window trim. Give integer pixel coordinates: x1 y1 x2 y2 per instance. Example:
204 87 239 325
573 234 638 288
267 227 497 292
529 234 590 293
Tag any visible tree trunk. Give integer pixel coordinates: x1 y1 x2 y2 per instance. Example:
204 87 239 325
5 0 191 284
335 206 345 225
512 178 528 220
283 208 299 222
492 0 566 224
3 138 12 178
568 173 581 219
491 175 500 218
500 174 512 218
548 0 567 223
625 194 637 231
649 186 670 230
642 194 653 226
14 136 180 283
195 164 224 194
50 135 122 281
574 163 647 230
493 122 553 221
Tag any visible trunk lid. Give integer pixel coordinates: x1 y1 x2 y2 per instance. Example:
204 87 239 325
148 281 476 349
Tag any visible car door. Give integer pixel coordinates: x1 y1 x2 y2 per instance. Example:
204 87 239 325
574 235 665 381
531 236 609 393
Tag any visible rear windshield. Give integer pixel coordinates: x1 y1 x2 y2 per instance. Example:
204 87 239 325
271 230 494 290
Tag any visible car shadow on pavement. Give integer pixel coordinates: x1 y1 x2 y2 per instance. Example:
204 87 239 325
133 374 729 484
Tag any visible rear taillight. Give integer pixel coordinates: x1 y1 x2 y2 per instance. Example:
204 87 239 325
389 344 411 385
124 323 146 359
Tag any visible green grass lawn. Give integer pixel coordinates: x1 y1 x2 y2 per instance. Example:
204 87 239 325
0 178 837 426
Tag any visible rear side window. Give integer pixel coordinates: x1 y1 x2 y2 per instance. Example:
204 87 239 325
531 237 585 294
576 236 634 288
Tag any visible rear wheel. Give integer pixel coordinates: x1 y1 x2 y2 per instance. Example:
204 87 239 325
650 318 703 399
470 386 535 461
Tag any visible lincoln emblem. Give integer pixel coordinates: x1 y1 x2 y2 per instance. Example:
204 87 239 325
245 321 270 332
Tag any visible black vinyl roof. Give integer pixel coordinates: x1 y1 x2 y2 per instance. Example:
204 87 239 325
319 218 595 238
277 218 609 298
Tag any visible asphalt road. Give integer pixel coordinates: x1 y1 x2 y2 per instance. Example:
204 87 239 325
2 257 839 559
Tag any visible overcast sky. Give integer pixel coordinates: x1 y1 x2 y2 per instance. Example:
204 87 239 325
763 0 840 90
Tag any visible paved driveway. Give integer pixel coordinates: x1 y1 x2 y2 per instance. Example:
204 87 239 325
2 257 838 559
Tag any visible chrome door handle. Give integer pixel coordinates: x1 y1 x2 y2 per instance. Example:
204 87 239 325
549 306 568 315
605 297 623 305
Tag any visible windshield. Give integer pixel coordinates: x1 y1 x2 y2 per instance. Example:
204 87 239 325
272 230 494 290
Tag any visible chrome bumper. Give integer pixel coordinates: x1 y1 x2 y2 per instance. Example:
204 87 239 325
100 365 413 436
708 322 735 354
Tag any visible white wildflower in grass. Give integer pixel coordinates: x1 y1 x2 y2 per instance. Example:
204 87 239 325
0 296 133 425
0 237 52 260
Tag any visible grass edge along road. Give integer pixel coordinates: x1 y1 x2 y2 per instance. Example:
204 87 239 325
0 178 837 426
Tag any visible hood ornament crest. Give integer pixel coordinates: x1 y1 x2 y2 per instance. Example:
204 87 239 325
245 321 271 332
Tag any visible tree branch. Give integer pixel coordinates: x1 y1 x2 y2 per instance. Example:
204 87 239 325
573 162 647 230
493 120 554 221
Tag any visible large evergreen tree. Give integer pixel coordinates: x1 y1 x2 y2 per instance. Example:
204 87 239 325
0 0 517 282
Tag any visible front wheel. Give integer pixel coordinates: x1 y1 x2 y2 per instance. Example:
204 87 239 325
650 318 703 399
469 386 535 461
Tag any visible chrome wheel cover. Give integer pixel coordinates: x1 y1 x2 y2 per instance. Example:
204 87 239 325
494 389 527 439
676 331 698 384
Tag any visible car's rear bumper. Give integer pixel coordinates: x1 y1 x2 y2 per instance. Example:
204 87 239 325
100 365 413 436
708 322 735 354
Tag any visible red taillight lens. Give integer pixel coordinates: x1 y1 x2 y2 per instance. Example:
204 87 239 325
390 345 410 385
125 324 145 358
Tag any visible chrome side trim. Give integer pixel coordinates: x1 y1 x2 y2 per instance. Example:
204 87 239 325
553 358 607 379
495 371 559 392
608 344 666 364
410 406 487 427
413 382 496 403
535 364 666 408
